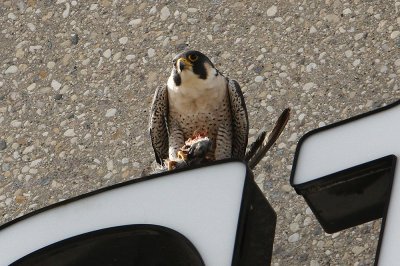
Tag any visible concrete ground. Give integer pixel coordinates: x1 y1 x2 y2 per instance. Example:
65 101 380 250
0 0 399 265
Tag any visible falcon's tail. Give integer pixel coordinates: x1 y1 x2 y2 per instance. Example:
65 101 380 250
244 130 267 162
245 108 291 169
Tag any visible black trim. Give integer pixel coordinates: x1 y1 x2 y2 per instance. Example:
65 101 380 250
374 160 398 266
294 155 396 233
232 170 252 266
12 224 205 266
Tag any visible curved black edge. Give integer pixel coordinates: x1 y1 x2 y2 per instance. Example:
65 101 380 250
232 169 253 266
374 157 398 266
0 158 246 231
290 99 400 189
11 224 205 266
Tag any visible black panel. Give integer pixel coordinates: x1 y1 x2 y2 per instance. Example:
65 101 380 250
294 155 396 233
12 224 204 266
236 180 276 266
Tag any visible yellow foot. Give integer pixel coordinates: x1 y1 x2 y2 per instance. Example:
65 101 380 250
165 160 177 171
177 150 188 161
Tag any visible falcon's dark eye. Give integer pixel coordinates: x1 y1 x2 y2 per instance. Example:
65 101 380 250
188 54 198 62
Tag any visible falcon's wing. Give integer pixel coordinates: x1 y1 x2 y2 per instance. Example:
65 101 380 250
227 79 249 159
149 85 169 165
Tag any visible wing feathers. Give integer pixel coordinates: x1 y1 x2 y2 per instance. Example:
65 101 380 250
227 79 249 159
149 86 169 165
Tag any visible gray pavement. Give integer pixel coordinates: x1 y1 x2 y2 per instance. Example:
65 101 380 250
0 0 399 265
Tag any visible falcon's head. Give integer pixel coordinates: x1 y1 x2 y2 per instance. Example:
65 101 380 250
169 50 221 88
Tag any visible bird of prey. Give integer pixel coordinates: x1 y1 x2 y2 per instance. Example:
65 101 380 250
149 50 249 167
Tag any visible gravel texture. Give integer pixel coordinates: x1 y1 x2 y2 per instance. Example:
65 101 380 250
0 1 399 265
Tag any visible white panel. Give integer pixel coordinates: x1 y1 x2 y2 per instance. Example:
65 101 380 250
292 102 400 266
293 104 400 184
0 162 247 266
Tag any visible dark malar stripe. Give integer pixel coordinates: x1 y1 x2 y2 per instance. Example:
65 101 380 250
173 70 181 86
192 62 208 80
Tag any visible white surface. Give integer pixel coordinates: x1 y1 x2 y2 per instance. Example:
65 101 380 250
292 102 400 266
0 162 247 266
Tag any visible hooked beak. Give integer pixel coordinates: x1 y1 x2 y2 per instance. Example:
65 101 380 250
176 58 192 72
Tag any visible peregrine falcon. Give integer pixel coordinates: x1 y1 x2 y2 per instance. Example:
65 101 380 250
149 50 249 166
